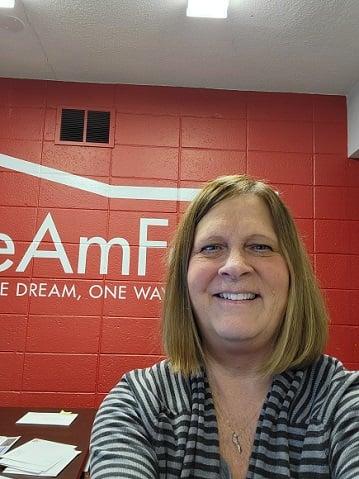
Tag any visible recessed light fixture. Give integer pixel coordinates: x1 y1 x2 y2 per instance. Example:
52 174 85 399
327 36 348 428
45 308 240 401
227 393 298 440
186 0 229 19
0 0 15 7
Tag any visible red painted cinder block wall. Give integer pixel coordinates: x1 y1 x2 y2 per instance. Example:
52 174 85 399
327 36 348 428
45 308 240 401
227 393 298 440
0 79 358 408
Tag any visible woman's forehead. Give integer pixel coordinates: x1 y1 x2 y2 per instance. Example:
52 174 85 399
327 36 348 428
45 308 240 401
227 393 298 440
193 195 277 240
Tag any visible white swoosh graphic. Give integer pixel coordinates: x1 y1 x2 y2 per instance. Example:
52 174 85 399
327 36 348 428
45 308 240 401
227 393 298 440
0 153 200 201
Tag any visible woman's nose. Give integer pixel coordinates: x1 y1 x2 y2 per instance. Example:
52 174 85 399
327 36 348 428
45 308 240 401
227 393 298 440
218 250 253 279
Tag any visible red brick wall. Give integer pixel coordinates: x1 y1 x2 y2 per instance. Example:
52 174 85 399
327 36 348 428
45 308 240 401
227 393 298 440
0 79 358 407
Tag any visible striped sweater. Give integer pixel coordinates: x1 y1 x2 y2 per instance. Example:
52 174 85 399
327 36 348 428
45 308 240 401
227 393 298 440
90 355 359 478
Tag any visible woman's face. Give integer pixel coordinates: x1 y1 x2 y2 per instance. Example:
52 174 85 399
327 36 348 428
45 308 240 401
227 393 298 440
187 194 290 357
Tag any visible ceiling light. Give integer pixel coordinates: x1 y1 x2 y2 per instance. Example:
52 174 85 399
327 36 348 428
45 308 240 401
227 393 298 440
187 0 229 19
0 0 15 7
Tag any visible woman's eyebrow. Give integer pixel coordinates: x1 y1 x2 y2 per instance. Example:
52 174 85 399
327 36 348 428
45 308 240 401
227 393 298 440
246 233 277 242
194 234 224 244
196 232 276 241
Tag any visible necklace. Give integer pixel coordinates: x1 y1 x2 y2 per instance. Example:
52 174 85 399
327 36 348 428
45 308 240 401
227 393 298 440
231 431 242 455
206 367 271 458
209 381 264 457
214 397 244 455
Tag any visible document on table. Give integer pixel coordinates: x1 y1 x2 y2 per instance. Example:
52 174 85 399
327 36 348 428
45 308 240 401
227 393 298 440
0 436 20 454
16 411 78 426
0 438 81 476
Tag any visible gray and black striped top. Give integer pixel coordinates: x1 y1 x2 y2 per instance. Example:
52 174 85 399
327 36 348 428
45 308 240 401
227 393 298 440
90 355 359 478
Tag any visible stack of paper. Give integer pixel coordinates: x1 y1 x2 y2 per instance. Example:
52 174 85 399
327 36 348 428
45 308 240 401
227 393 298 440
0 439 81 476
16 411 78 426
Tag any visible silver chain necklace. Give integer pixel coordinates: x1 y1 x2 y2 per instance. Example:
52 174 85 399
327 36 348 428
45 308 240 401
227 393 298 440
211 386 262 456
212 394 245 456
231 431 242 455
207 369 270 457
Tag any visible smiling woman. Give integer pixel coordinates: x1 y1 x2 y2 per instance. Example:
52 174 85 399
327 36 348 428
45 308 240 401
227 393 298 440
187 194 290 367
90 175 359 479
163 175 327 377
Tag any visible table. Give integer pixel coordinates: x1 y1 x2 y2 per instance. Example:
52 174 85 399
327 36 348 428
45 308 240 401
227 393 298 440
0 407 96 479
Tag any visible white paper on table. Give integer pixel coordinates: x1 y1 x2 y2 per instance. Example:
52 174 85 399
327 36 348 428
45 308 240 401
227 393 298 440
0 459 43 475
4 449 81 477
16 412 78 426
0 438 76 472
0 436 21 455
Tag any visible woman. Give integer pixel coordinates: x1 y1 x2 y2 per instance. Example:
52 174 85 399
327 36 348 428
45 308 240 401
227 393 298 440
90 175 359 478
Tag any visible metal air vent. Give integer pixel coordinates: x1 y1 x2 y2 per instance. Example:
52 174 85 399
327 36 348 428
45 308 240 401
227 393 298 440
56 107 114 147
60 109 85 142
86 110 111 143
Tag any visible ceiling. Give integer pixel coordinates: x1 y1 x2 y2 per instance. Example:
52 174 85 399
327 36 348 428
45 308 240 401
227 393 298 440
0 0 359 95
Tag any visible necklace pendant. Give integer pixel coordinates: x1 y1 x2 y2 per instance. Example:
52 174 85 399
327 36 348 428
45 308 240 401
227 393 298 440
232 432 242 454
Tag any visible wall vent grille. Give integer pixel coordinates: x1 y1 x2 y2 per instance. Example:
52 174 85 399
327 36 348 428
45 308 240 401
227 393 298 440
56 107 114 147
60 109 85 142
86 110 111 143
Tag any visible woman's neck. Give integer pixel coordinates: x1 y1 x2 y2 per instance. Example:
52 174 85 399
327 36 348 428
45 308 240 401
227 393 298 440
204 350 273 399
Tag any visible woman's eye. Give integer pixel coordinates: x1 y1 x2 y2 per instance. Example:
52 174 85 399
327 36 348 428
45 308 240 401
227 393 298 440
249 244 273 253
200 244 222 254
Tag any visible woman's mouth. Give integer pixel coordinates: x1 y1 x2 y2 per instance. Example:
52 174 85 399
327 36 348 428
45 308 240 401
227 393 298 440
215 292 259 301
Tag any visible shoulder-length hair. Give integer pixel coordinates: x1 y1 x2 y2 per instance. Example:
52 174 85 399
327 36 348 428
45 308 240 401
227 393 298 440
162 175 328 377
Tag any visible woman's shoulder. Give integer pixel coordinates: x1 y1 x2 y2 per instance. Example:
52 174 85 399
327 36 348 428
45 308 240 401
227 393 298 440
273 355 358 423
303 354 359 417
308 354 359 388
106 359 197 413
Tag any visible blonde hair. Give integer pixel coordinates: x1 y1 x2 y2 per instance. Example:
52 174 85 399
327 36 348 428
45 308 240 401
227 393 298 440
162 175 328 376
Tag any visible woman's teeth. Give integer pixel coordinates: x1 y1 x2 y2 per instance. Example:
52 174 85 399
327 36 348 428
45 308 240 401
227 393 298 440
218 292 256 301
